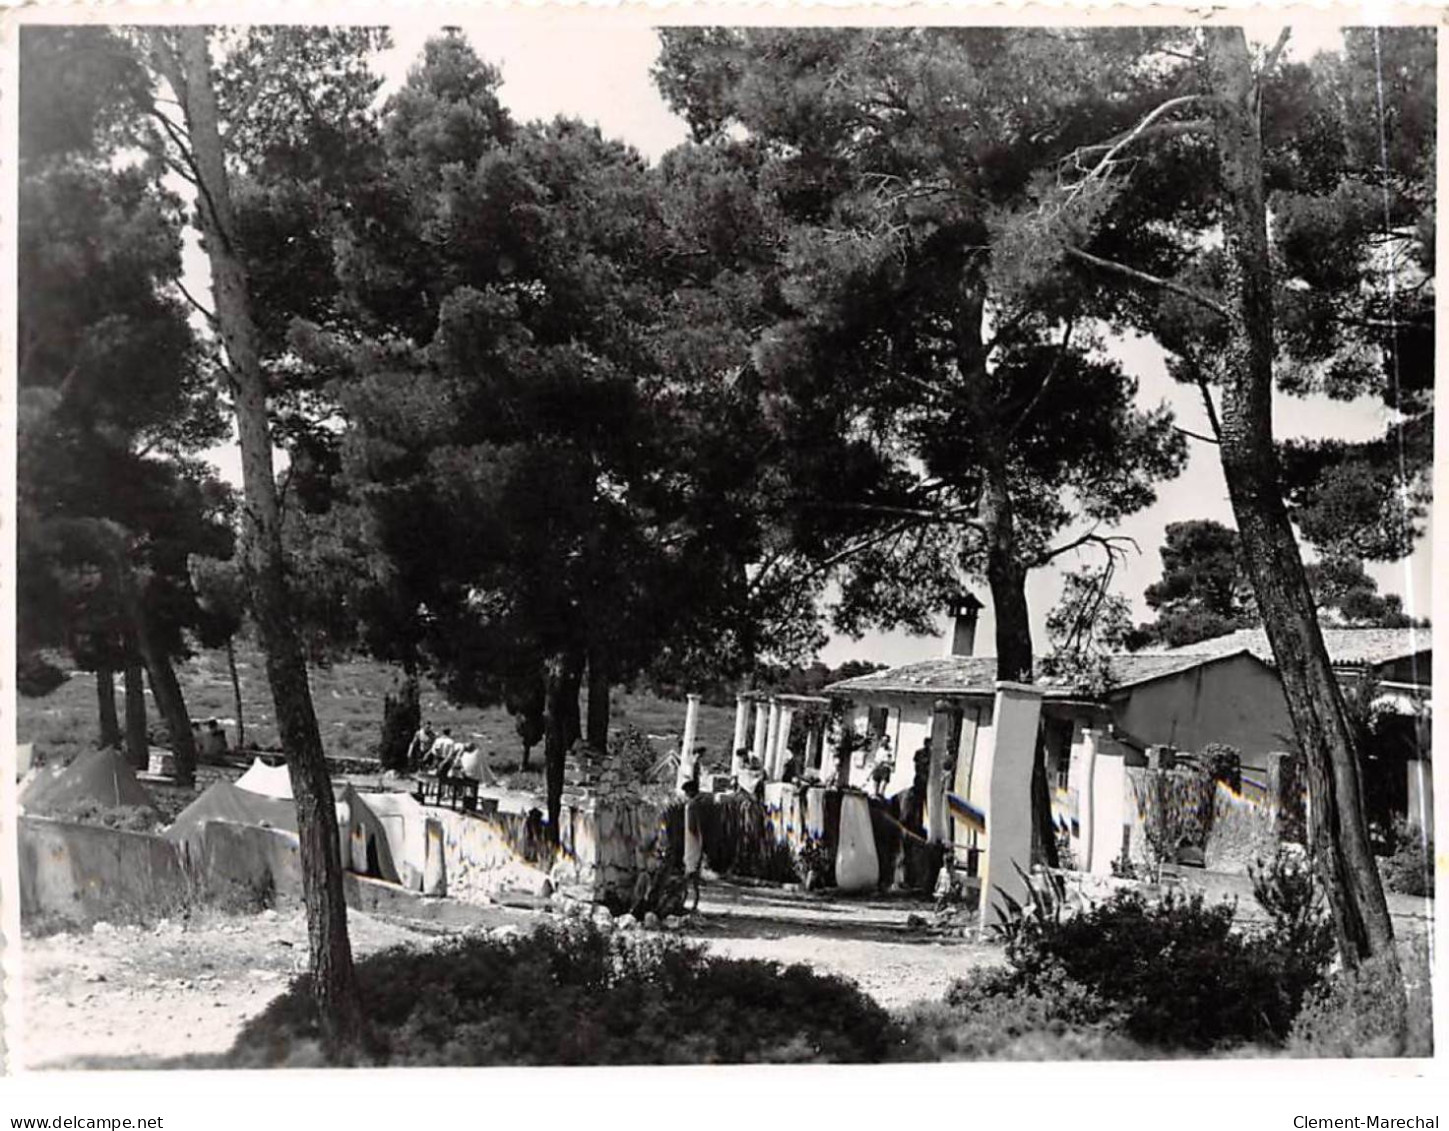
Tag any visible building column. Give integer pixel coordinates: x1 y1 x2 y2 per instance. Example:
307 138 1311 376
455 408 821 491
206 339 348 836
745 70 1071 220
732 695 751 760
774 705 795 777
806 719 824 771
1067 728 1096 873
970 681 1045 927
1407 757 1434 839
926 702 953 844
752 702 769 765
763 700 781 775
676 693 701 789
681 693 700 759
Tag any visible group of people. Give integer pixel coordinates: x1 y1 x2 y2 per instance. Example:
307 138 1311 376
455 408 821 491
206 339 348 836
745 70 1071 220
407 721 495 783
190 718 230 761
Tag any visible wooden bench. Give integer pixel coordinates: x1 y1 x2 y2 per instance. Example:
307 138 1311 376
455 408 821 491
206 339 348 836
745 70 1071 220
413 775 480 812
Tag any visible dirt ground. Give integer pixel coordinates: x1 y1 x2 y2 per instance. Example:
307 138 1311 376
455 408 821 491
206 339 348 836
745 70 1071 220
19 907 456 1070
19 883 992 1069
18 873 1434 1070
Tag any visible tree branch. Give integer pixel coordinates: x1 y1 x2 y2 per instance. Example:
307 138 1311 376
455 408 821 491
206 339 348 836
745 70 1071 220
1064 96 1208 199
815 501 983 527
1173 424 1221 445
1195 372 1224 441
1070 120 1211 160
1066 246 1232 320
1036 529 1140 568
1009 318 1075 436
175 279 218 326
1261 28 1293 77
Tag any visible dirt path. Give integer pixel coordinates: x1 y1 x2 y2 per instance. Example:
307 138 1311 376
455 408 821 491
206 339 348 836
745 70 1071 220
19 884 995 1069
19 908 449 1070
684 881 1002 1009
26 872 1422 1070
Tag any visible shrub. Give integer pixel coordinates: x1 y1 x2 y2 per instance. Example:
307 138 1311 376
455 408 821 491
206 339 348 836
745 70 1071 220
899 965 1137 1061
1290 938 1434 1058
16 651 68 698
229 922 898 1066
987 871 1331 1051
1249 848 1336 1009
1380 818 1434 898
1196 743 1243 792
609 725 662 785
51 798 159 834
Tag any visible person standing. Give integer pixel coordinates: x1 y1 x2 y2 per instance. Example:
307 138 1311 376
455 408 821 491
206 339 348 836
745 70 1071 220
870 736 895 797
681 779 705 913
407 721 436 770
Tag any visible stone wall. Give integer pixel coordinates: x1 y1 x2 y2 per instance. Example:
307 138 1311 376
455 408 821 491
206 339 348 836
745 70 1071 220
1123 773 1280 876
427 788 663 905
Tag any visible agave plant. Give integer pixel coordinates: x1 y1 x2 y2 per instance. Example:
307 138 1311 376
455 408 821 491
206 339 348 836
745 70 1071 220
989 862 1069 950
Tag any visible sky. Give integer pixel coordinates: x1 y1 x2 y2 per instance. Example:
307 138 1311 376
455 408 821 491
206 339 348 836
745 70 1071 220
205 19 1432 671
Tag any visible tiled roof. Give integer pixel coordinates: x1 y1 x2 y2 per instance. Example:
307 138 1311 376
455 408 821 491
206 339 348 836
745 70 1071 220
1162 627 1431 667
825 650 1252 699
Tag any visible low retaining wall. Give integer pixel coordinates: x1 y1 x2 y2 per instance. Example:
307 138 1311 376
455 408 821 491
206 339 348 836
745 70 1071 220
19 816 194 927
427 790 664 904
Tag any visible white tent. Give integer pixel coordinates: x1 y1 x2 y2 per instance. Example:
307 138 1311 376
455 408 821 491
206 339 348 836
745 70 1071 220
234 757 293 800
357 792 429 891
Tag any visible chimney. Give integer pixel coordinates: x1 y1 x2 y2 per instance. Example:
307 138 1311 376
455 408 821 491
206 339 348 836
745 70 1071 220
946 592 983 658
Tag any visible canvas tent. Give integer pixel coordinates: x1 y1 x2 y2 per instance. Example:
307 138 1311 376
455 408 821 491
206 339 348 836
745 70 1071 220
164 780 299 852
335 783 403 885
233 758 293 800
355 791 428 890
20 748 158 817
165 775 421 889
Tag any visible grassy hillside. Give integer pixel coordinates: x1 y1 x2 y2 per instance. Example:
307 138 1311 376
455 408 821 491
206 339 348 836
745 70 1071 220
17 640 739 774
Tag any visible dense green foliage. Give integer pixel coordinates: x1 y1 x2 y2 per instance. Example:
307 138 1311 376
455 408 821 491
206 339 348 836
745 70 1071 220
1379 818 1434 898
654 29 1190 675
229 922 897 1066
982 874 1335 1051
16 28 234 768
1137 519 1418 647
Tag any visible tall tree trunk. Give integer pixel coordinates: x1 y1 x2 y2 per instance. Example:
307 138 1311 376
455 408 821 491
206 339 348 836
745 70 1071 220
155 27 365 1056
107 534 199 784
585 650 610 752
542 651 584 842
122 638 148 769
95 661 121 750
138 636 197 786
1205 28 1394 967
379 665 420 772
225 637 245 750
980 461 1058 869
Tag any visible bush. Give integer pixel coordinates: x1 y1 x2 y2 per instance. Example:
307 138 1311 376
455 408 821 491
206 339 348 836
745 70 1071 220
1380 818 1434 897
229 922 897 1066
985 869 1333 1051
1197 743 1243 792
51 798 159 834
1249 849 1336 1009
1290 938 1434 1058
16 651 68 698
609 725 662 785
899 966 1141 1061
